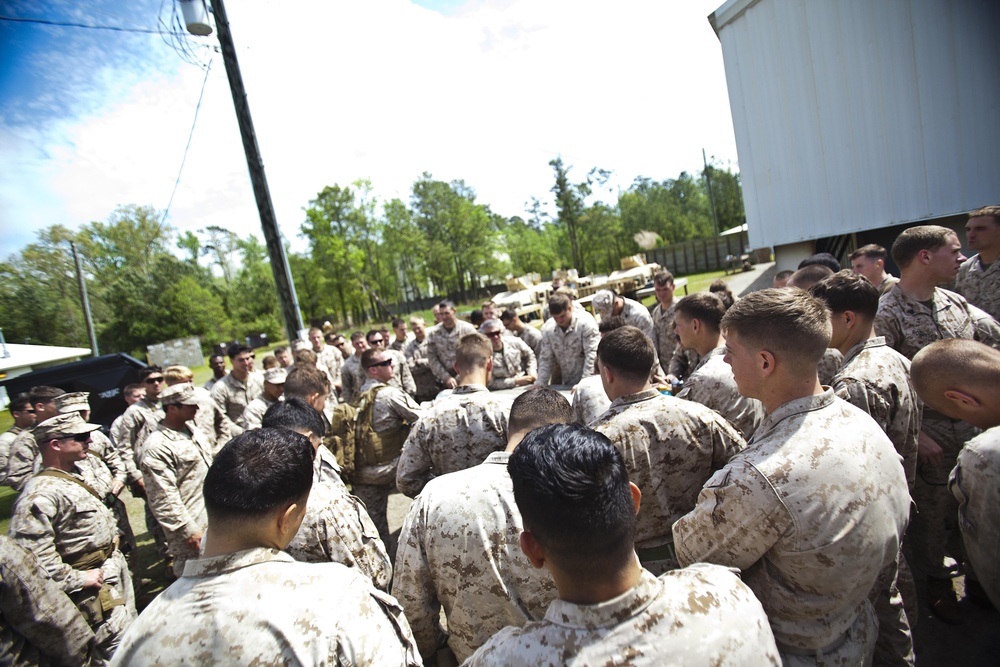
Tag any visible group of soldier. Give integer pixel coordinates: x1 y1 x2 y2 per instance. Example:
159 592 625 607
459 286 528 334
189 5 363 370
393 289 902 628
1 204 999 666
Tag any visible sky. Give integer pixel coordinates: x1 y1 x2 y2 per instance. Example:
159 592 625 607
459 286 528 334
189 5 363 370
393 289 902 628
0 0 739 260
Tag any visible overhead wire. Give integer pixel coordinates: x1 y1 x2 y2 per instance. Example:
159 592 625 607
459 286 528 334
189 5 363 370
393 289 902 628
0 14 184 35
161 57 214 224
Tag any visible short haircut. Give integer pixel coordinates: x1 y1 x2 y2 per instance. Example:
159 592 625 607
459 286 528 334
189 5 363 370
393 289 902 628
798 252 841 272
507 387 573 435
809 270 879 320
774 269 794 281
391 318 405 328
273 346 288 355
911 339 1000 412
28 386 65 405
261 354 278 370
325 333 339 345
360 348 384 369
787 264 835 290
675 293 727 332
227 344 254 360
350 331 366 343
138 366 163 382
891 225 956 268
209 354 225 363
262 397 325 439
597 326 654 382
479 318 502 333
203 428 315 524
124 383 144 396
10 393 32 413
308 326 323 336
499 309 516 323
283 365 329 401
849 244 887 262
721 288 831 369
597 315 627 335
294 348 318 366
548 293 572 315
968 205 1000 223
366 329 383 343
508 423 636 579
482 300 497 309
409 316 425 327
469 309 484 327
163 365 194 383
653 270 674 286
455 333 492 372
438 299 456 311
708 280 735 310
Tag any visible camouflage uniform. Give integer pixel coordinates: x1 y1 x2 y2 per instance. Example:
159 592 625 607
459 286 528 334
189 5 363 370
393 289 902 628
668 345 701 381
592 389 745 572
387 348 417 397
139 423 213 577
396 385 508 498
116 398 164 463
404 337 439 402
4 428 42 492
571 374 611 426
341 354 366 405
426 320 478 385
818 348 844 386
955 253 1000 321
676 347 765 440
876 275 900 295
949 426 1000 609
191 385 228 452
286 448 393 591
488 336 537 390
651 301 680 377
466 565 781 667
616 296 661 374
11 469 137 664
210 371 263 438
0 426 24 485
202 375 220 392
673 390 910 664
315 343 345 388
0 534 95 667
536 310 600 386
110 548 421 666
237 394 278 431
513 324 543 358
393 451 558 662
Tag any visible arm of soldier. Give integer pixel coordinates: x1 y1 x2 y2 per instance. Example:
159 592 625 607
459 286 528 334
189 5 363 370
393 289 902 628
833 378 892 434
392 496 444 659
395 424 433 498
970 303 1000 350
672 461 791 570
873 308 903 352
916 429 944 467
238 402 260 431
141 447 201 542
337 575 424 667
210 383 244 438
535 334 553 386
4 436 39 492
708 415 747 467
580 319 601 381
110 418 144 485
10 495 92 593
667 345 689 381
397 355 417 396
426 339 454 386
519 338 538 378
341 365 358 406
310 490 393 591
0 538 95 665
92 431 128 492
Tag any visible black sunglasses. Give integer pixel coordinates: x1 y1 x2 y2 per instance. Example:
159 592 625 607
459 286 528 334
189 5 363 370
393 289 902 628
144 376 165 384
58 433 91 442
367 359 393 368
485 331 503 338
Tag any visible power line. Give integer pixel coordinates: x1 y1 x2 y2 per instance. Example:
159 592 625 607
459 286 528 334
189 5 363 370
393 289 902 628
162 58 213 225
0 14 187 35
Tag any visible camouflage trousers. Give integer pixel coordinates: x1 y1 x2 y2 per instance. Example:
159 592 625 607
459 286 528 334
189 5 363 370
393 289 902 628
780 600 876 667
91 550 138 666
870 549 915 667
352 460 398 560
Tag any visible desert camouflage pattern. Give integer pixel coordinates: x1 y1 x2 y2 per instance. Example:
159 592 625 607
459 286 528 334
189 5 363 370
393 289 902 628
466 565 781 667
4 428 42 492
676 347 764 440
315 342 345 388
0 534 95 667
426 319 478 384
651 301 679 377
404 336 439 401
669 345 701 381
950 426 1000 608
110 548 421 667
359 378 423 435
191 385 228 452
0 426 24 485
87 429 127 485
285 453 392 591
237 394 277 431
514 324 543 358
488 336 537 390
108 414 143 485
832 337 921 487
592 389 745 554
396 385 508 498
955 253 1000 321
571 374 611 426
393 452 557 662
386 348 417 397
210 371 263 437
77 451 136 553
536 310 600 386
673 390 910 662
876 275 900 295
818 348 844 386
340 354 366 405
139 424 213 577
617 297 661 374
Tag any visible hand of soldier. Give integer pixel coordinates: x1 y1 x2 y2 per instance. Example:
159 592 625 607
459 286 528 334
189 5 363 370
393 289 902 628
186 532 203 553
111 479 125 496
83 568 104 589
444 377 458 389
917 430 944 467
514 376 536 387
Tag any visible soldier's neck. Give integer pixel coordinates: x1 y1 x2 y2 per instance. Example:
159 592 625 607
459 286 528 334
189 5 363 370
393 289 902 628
895 273 937 302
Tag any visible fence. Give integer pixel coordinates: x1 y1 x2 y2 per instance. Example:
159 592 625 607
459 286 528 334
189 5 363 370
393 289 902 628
645 232 760 275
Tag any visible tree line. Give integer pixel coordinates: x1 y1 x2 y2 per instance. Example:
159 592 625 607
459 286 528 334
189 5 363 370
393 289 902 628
0 160 744 357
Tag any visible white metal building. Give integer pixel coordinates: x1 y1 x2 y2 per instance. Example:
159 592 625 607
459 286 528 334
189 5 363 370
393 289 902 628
710 0 1000 269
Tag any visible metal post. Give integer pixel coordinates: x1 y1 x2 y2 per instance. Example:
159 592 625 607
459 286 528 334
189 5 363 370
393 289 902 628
70 242 100 357
209 0 304 343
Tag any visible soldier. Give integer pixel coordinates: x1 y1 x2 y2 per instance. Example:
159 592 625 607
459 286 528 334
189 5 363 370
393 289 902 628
0 534 96 666
283 365 346 488
390 318 410 352
329 332 352 361
536 293 600 387
109 383 143 454
466 423 780 667
238 367 286 431
850 243 899 294
404 316 439 402
649 271 699 384
874 224 1000 622
955 205 1000 321
593 289 661 376
116 367 166 470
673 289 910 665
4 386 65 491
394 388 570 663
569 316 626 426
273 345 293 369
773 269 794 288
10 412 137 664
210 345 263 438
591 326 746 574
203 354 226 392
426 300 477 390
479 319 536 389
139 383 214 578
164 365 229 452
111 428 421 666
351 348 424 549
397 334 508 498
340 332 369 405
673 293 765 439
785 265 845 385
499 309 542 358
309 326 344 396
262 398 392 591
367 329 416 397
0 393 35 485
481 300 499 321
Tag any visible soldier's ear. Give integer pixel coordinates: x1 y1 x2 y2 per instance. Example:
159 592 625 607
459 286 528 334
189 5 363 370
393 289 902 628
943 389 980 409
758 349 775 375
519 530 546 569
629 482 641 515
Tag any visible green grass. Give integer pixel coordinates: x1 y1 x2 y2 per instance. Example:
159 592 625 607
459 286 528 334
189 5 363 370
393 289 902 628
640 269 729 308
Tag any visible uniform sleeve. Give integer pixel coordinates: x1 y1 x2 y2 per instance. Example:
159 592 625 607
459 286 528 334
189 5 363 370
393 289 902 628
321 493 393 591
390 392 424 425
4 435 39 492
141 446 199 540
391 497 443 659
397 355 417 396
970 303 1000 349
239 402 261 431
93 431 127 485
535 331 553 386
10 495 88 593
396 424 433 498
672 461 792 570
342 364 359 406
520 338 537 377
580 319 600 382
426 336 454 385
874 305 903 352
833 378 892 435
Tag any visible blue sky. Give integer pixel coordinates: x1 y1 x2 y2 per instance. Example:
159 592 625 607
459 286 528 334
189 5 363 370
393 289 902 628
0 0 738 260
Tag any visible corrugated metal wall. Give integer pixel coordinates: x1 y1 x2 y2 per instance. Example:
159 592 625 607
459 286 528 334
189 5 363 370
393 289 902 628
711 0 1000 249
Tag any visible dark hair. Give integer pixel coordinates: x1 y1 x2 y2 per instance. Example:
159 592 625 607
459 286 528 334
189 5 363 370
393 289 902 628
775 269 794 281
209 354 225 362
138 366 163 382
469 309 484 327
273 346 288 355
227 345 254 360
968 205 1000 223
325 332 339 345
438 299 456 311
283 365 329 401
891 225 956 268
597 326 653 381
262 397 325 439
508 424 636 578
10 393 32 413
360 348 383 369
548 293 572 315
508 387 573 435
29 386 65 405
809 270 879 320
848 244 888 262
597 315 627 335
798 252 841 272
391 318 405 328
366 329 383 344
203 428 315 523
675 293 727 332
653 270 674 286
350 331 366 343
500 309 516 323
707 279 735 310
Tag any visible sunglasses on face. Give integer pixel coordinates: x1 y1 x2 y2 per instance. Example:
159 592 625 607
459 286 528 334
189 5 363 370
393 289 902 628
367 359 393 368
144 377 164 384
58 433 91 443
485 331 503 338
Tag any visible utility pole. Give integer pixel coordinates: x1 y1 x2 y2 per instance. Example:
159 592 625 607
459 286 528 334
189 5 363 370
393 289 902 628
703 148 720 237
207 0 303 343
70 242 100 357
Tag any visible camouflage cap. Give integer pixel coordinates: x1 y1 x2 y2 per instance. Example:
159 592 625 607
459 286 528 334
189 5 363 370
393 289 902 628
264 368 287 385
592 290 615 317
35 412 101 442
160 382 200 406
54 391 91 414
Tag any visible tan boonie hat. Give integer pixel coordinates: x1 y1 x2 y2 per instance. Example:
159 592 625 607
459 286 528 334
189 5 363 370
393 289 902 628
592 290 615 317
54 392 91 414
160 382 200 406
264 368 287 385
35 413 101 442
